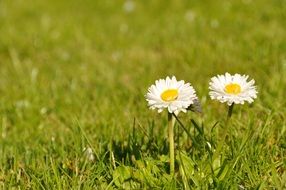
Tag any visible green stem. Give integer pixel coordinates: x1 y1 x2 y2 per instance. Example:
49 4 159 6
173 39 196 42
168 112 175 175
221 103 234 145
215 103 235 156
226 103 234 126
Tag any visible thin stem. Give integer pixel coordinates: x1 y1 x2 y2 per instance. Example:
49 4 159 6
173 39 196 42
168 112 175 175
220 103 234 147
172 113 198 147
226 103 234 126
215 103 235 157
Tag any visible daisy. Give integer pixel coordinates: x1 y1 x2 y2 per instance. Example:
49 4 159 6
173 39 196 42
145 76 198 175
83 147 95 162
145 76 197 114
209 73 257 106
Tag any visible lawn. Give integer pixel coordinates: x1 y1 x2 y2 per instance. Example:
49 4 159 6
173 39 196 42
0 0 285 189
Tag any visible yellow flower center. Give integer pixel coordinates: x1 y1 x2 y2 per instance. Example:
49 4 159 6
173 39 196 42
161 89 178 102
224 83 241 95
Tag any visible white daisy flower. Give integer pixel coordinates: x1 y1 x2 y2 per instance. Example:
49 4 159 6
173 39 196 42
145 76 197 114
209 73 257 106
83 147 95 161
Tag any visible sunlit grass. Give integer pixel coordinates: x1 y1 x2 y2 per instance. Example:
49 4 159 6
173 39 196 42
0 0 285 189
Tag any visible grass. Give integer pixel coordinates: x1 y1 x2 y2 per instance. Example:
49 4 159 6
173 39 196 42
0 0 285 189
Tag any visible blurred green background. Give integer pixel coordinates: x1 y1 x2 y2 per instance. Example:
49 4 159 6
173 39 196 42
1 0 285 150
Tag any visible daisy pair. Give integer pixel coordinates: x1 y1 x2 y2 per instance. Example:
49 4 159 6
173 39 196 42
145 73 258 175
146 73 258 114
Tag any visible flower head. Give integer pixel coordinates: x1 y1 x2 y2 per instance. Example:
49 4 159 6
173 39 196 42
83 147 95 161
146 76 197 114
209 73 257 105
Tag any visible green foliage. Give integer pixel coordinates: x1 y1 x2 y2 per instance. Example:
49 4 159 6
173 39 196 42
0 0 285 189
